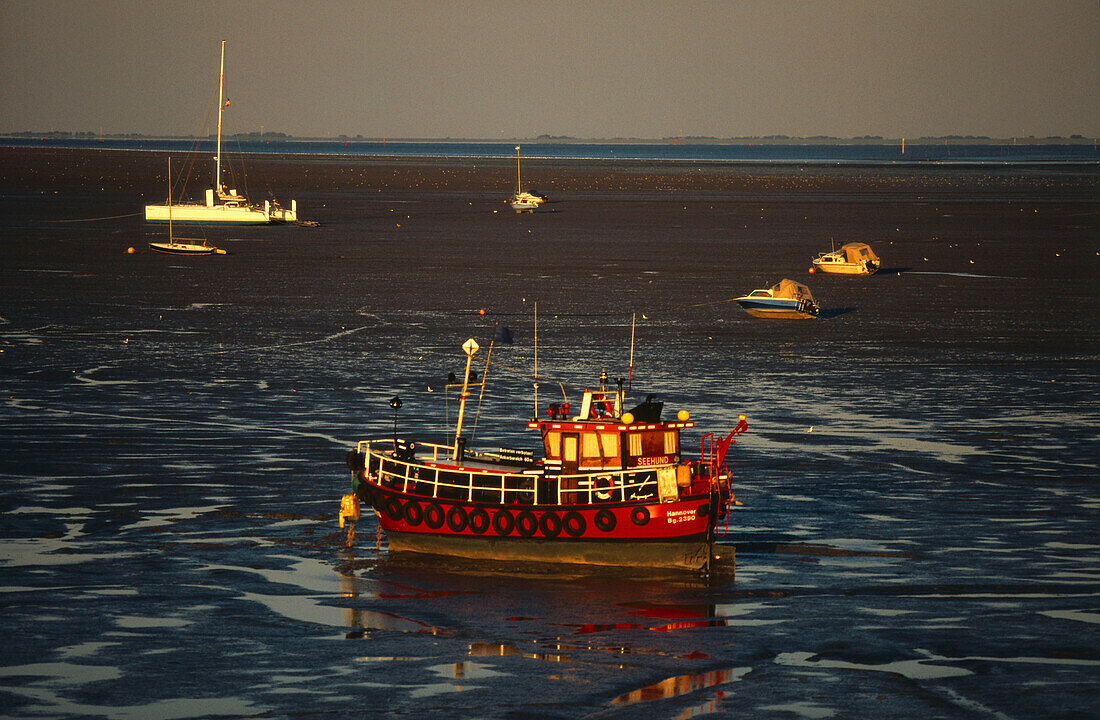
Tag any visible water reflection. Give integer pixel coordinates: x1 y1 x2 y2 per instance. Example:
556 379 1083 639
610 666 751 705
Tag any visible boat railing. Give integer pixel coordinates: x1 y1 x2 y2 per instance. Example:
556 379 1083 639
354 439 661 507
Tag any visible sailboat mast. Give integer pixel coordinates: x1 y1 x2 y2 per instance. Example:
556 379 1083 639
533 301 539 420
629 312 635 391
215 40 226 194
515 145 521 193
167 157 173 241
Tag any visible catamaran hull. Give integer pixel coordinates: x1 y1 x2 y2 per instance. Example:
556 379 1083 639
145 203 270 225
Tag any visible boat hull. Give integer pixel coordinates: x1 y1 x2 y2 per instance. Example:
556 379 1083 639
386 530 711 570
148 242 224 255
145 202 270 225
736 298 817 319
360 483 722 571
811 257 878 275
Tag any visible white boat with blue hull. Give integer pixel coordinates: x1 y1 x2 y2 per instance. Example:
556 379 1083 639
144 40 299 226
736 278 820 320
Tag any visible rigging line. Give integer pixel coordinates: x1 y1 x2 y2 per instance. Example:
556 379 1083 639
48 212 144 223
680 296 742 309
469 337 494 443
174 97 215 201
202 324 373 356
479 356 591 398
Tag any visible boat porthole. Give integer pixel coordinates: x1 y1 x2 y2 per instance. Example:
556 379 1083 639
446 505 468 532
468 508 490 534
594 509 616 532
563 511 586 537
384 496 403 522
538 512 561 538
631 507 650 526
516 511 538 537
403 501 423 526
492 509 515 536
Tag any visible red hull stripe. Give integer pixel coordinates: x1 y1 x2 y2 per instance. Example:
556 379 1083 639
360 484 714 543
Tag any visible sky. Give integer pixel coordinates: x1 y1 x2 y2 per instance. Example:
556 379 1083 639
1 0 1097 140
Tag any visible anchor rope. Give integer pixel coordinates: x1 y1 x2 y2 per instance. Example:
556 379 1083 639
48 212 144 223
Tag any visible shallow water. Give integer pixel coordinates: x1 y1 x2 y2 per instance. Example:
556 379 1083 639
1 162 1098 719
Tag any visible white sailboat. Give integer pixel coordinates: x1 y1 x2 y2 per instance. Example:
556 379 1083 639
144 41 298 225
149 157 227 255
508 145 544 213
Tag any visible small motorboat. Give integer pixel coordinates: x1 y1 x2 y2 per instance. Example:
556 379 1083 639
340 337 749 572
736 278 820 319
811 242 880 275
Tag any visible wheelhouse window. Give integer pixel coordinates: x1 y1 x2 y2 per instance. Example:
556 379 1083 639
582 432 600 460
562 435 578 462
543 430 561 459
600 432 619 460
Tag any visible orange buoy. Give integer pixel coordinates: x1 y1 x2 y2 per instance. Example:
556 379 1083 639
127 247 135 254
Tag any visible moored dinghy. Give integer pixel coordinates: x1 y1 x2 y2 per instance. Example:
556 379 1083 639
736 278 819 319
340 338 748 572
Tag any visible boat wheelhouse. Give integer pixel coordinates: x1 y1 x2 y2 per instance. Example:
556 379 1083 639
341 340 747 572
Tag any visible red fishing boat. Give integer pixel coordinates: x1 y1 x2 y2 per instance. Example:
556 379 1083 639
340 338 748 572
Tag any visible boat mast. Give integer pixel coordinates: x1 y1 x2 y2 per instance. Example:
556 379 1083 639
167 157 173 242
515 145 521 194
453 338 479 460
215 40 225 195
533 301 539 420
628 312 635 391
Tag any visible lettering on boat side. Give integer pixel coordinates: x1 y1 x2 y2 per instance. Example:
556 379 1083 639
665 508 697 525
634 455 674 467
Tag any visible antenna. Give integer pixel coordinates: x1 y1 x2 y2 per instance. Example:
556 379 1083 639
628 312 636 392
532 301 539 420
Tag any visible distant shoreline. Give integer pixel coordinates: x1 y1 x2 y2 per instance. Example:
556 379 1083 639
1 131 1096 146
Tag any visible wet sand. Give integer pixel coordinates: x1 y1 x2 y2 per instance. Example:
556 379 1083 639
1 146 1098 719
